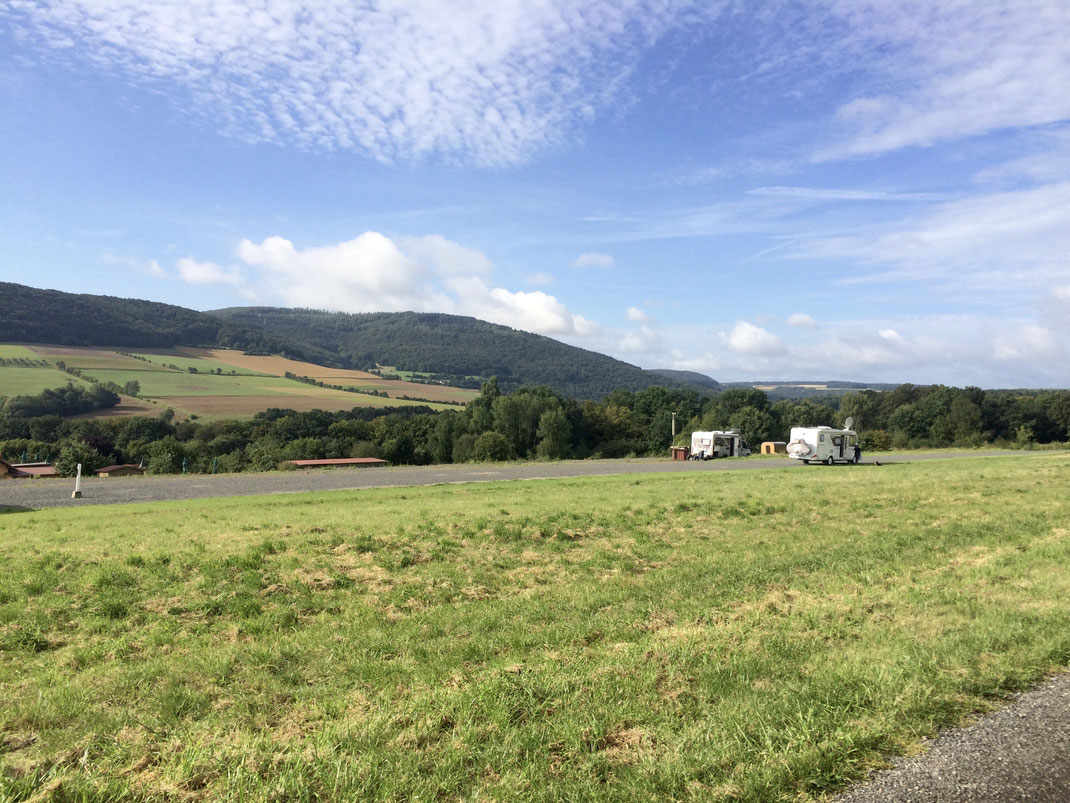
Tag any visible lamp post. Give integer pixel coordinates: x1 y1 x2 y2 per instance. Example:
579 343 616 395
671 412 677 443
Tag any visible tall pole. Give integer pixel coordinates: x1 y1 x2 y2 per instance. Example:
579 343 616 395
671 412 677 442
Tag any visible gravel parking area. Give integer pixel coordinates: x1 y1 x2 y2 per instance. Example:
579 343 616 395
834 671 1070 802
0 450 1037 511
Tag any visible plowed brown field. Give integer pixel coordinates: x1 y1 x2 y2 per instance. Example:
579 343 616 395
179 348 475 403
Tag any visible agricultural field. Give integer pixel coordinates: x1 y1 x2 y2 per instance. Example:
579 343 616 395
180 349 476 404
0 366 88 401
1 455 1067 801
128 351 270 376
180 348 377 382
0 344 472 420
0 346 39 359
25 346 172 372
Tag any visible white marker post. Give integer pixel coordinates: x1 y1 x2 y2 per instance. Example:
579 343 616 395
72 463 83 499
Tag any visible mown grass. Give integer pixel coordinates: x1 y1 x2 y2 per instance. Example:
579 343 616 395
1 455 1068 801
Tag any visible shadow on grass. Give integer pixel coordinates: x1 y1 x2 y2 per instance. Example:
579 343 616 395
0 504 37 513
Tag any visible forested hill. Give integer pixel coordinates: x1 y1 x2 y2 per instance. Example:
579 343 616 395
210 307 684 398
0 283 700 399
0 282 332 362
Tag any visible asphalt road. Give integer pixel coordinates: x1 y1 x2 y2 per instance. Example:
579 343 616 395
0 450 1040 511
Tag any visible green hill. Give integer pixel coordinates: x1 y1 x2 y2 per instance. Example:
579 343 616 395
209 307 686 399
0 282 332 363
0 283 700 400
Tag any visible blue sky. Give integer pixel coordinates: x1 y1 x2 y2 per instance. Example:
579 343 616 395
2 0 1069 387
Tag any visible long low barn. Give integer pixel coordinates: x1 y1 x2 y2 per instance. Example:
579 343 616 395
284 458 388 469
0 460 60 478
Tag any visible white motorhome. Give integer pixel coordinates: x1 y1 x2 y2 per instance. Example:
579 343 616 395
690 430 751 459
786 425 860 465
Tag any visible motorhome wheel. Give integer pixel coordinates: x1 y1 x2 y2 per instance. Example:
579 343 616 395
826 455 835 466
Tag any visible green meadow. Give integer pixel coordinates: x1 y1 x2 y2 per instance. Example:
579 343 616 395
1 455 1068 801
0 367 88 401
69 369 322 398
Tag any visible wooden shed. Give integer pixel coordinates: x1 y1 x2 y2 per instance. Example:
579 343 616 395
761 441 787 455
0 458 19 479
95 464 146 477
7 462 59 478
285 457 388 469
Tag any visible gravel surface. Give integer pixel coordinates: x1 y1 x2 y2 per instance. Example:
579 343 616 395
833 671 1070 802
0 450 1038 511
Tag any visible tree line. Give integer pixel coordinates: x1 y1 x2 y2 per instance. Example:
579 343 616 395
0 380 1066 477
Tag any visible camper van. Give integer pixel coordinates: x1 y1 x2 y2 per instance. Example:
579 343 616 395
786 426 860 465
690 430 751 459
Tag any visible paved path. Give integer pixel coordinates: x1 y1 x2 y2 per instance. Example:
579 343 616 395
834 671 1070 802
0 450 1041 511
0 450 1047 511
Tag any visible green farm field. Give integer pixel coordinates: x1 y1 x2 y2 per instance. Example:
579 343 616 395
0 366 88 401
128 352 270 376
1 455 1068 800
73 369 327 398
0 346 38 359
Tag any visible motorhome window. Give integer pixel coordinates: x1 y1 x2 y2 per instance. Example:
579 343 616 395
819 434 825 442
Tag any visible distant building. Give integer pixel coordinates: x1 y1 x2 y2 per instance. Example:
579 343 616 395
95 464 145 477
0 458 18 479
285 457 388 469
7 462 60 478
761 441 787 455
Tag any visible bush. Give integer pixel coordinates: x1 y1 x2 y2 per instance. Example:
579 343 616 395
54 442 106 477
473 431 512 462
860 429 892 451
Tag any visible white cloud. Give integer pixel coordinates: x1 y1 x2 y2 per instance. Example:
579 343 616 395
793 181 1070 298
814 0 1070 161
626 306 650 323
236 233 448 312
786 313 816 328
446 276 597 337
992 324 1058 362
7 1 719 165
173 231 601 340
722 321 785 356
749 186 944 202
1045 285 1070 328
573 252 615 269
618 324 661 353
525 272 555 286
175 257 241 286
398 235 492 276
